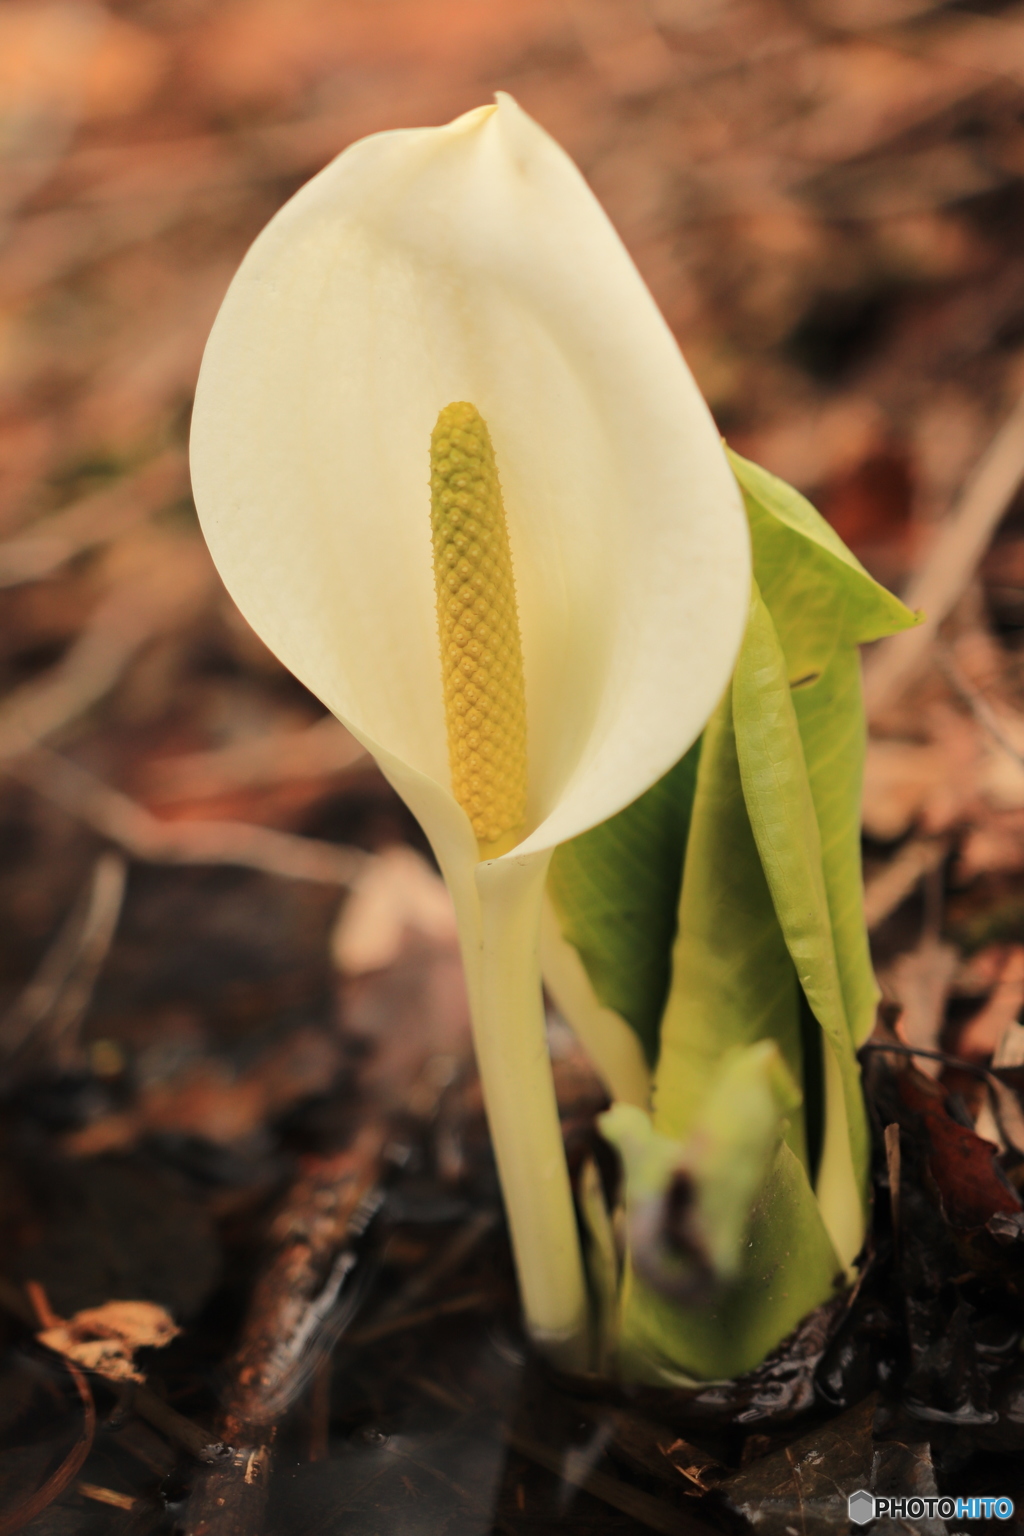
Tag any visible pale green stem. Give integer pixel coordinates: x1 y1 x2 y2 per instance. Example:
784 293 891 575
464 850 589 1367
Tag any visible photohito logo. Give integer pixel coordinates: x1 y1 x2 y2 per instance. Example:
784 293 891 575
848 1491 1014 1524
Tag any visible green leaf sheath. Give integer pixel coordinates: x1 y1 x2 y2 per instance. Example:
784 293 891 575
653 681 809 1174
606 1043 800 1272
606 1048 841 1382
547 742 701 1067
616 1140 842 1383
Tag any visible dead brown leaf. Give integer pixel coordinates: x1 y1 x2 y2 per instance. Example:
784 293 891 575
38 1299 179 1384
955 945 1024 1062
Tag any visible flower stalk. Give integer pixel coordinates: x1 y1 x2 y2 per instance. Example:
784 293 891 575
474 851 586 1355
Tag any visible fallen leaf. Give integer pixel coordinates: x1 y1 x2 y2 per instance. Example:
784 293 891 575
897 1069 1022 1229
63 1025 343 1154
717 1394 876 1534
38 1299 179 1384
954 946 1024 1061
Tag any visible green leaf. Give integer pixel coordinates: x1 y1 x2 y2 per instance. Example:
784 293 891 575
726 446 919 679
547 454 917 1079
793 645 876 1047
653 679 809 1173
729 447 917 1050
732 584 870 1265
547 742 701 1066
547 450 920 1381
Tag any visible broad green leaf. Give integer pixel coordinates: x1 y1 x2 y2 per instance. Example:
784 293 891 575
729 447 917 1050
732 585 869 1263
616 1138 842 1383
547 742 701 1067
548 454 916 1083
726 446 918 676
653 680 808 1173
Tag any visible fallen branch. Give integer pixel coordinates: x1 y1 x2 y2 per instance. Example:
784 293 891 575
7 748 367 887
183 1125 388 1536
863 391 1024 718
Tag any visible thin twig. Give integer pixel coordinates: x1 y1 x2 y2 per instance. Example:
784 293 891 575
937 646 1024 773
0 540 213 762
128 1385 227 1464
505 1425 708 1536
147 715 368 803
861 1040 986 1073
863 390 1024 718
0 851 126 1063
372 1209 498 1322
7 748 367 887
344 1290 494 1348
884 1123 901 1245
863 1040 1024 1157
0 1284 97 1536
76 1483 136 1512
986 1076 1024 1157
0 451 187 589
864 836 951 930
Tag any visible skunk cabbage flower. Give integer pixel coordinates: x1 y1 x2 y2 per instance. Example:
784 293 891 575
190 95 750 1361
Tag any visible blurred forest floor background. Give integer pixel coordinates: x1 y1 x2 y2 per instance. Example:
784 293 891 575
5 0 1024 1532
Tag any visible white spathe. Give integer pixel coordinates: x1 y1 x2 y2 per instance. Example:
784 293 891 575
190 94 750 1358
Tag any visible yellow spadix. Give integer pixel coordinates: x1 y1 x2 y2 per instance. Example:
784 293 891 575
190 94 751 1361
430 401 527 857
